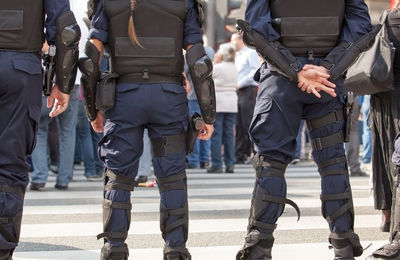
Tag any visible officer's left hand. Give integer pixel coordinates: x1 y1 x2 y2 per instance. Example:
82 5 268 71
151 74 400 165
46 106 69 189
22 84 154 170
198 123 214 140
47 85 70 117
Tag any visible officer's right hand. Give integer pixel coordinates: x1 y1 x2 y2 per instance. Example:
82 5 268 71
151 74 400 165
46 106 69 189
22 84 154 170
47 85 70 117
198 123 214 141
297 65 336 98
91 111 105 133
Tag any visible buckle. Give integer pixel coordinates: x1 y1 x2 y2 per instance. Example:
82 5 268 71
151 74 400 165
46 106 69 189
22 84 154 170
253 154 263 170
142 69 150 79
313 138 323 151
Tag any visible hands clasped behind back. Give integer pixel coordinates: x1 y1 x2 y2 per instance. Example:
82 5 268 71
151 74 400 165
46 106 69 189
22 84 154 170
297 64 336 98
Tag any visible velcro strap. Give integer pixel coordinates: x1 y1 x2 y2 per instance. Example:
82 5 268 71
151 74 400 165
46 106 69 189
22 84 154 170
0 223 17 243
317 156 347 169
152 133 186 157
321 191 351 201
307 109 344 131
256 168 285 178
104 183 135 192
157 172 186 184
263 195 301 221
252 220 277 230
97 231 128 241
325 201 353 224
106 169 135 185
158 183 186 193
166 207 187 217
311 132 343 151
319 168 349 177
0 185 24 198
253 154 287 171
164 218 187 234
103 199 132 210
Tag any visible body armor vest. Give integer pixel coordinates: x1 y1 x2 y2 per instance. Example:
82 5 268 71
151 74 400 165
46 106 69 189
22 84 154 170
0 0 44 52
104 0 186 84
270 0 345 57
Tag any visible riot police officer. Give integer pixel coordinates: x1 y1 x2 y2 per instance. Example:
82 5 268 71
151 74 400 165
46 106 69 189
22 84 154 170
0 0 80 259
235 0 376 259
80 0 215 259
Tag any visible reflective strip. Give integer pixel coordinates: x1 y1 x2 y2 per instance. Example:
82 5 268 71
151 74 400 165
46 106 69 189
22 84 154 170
311 132 344 151
306 109 343 131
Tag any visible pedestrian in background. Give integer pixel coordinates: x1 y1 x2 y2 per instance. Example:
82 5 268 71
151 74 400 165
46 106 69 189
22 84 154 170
0 0 79 257
207 44 238 174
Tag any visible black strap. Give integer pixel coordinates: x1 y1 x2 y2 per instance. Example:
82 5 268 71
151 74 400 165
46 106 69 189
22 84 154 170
103 199 132 210
311 132 344 151
157 172 186 184
317 156 347 169
152 133 186 157
104 183 135 192
97 231 128 241
256 168 285 178
252 220 277 230
263 194 301 221
164 218 187 234
117 73 184 86
104 170 135 192
321 191 353 224
253 154 287 171
319 168 349 177
0 185 24 199
307 109 344 131
157 172 187 193
106 170 135 185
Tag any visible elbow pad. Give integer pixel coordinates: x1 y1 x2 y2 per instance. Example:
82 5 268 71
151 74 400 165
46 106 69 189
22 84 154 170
236 19 302 82
320 24 381 81
55 11 81 94
186 43 216 124
78 41 101 121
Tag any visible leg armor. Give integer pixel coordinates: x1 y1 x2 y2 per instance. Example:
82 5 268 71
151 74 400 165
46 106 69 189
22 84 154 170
151 134 191 260
236 154 300 260
55 11 81 94
0 185 25 259
97 169 135 260
307 109 364 259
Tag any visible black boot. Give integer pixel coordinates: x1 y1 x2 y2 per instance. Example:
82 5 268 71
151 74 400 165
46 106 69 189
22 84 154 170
236 230 274 260
329 231 363 260
100 242 129 260
164 245 191 260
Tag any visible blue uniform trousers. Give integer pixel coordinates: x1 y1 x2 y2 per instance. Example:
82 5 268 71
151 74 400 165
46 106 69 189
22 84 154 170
99 82 189 248
249 64 352 234
0 51 42 250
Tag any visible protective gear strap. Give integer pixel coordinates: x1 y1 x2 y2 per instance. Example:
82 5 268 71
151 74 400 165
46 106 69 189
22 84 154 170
152 133 186 157
306 109 344 131
160 203 189 240
79 40 101 121
256 168 285 178
97 232 128 241
186 43 216 124
329 231 364 257
163 244 191 260
104 169 135 192
236 230 274 260
253 154 287 171
0 224 17 243
103 199 132 210
321 191 353 224
157 172 187 193
311 132 344 151
319 168 349 177
236 19 302 82
317 156 347 169
252 220 277 231
0 185 24 199
320 24 381 81
55 11 81 94
262 194 301 221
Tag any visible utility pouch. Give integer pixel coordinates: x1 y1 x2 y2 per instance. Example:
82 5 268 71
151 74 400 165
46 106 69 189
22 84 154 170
343 92 353 143
186 112 203 155
96 72 118 111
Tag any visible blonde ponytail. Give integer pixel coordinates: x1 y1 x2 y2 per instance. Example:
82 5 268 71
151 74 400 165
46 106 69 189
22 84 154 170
128 0 142 47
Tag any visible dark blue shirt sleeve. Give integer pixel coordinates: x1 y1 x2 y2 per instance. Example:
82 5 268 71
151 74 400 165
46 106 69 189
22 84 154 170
341 0 371 43
44 0 70 45
89 0 109 43
245 0 280 42
184 0 203 47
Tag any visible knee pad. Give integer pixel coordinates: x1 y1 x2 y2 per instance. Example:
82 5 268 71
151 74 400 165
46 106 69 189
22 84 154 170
97 170 134 243
157 172 189 242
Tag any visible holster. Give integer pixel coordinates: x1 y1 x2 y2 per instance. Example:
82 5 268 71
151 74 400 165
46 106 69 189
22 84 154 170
343 92 353 143
96 72 118 111
186 113 203 155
